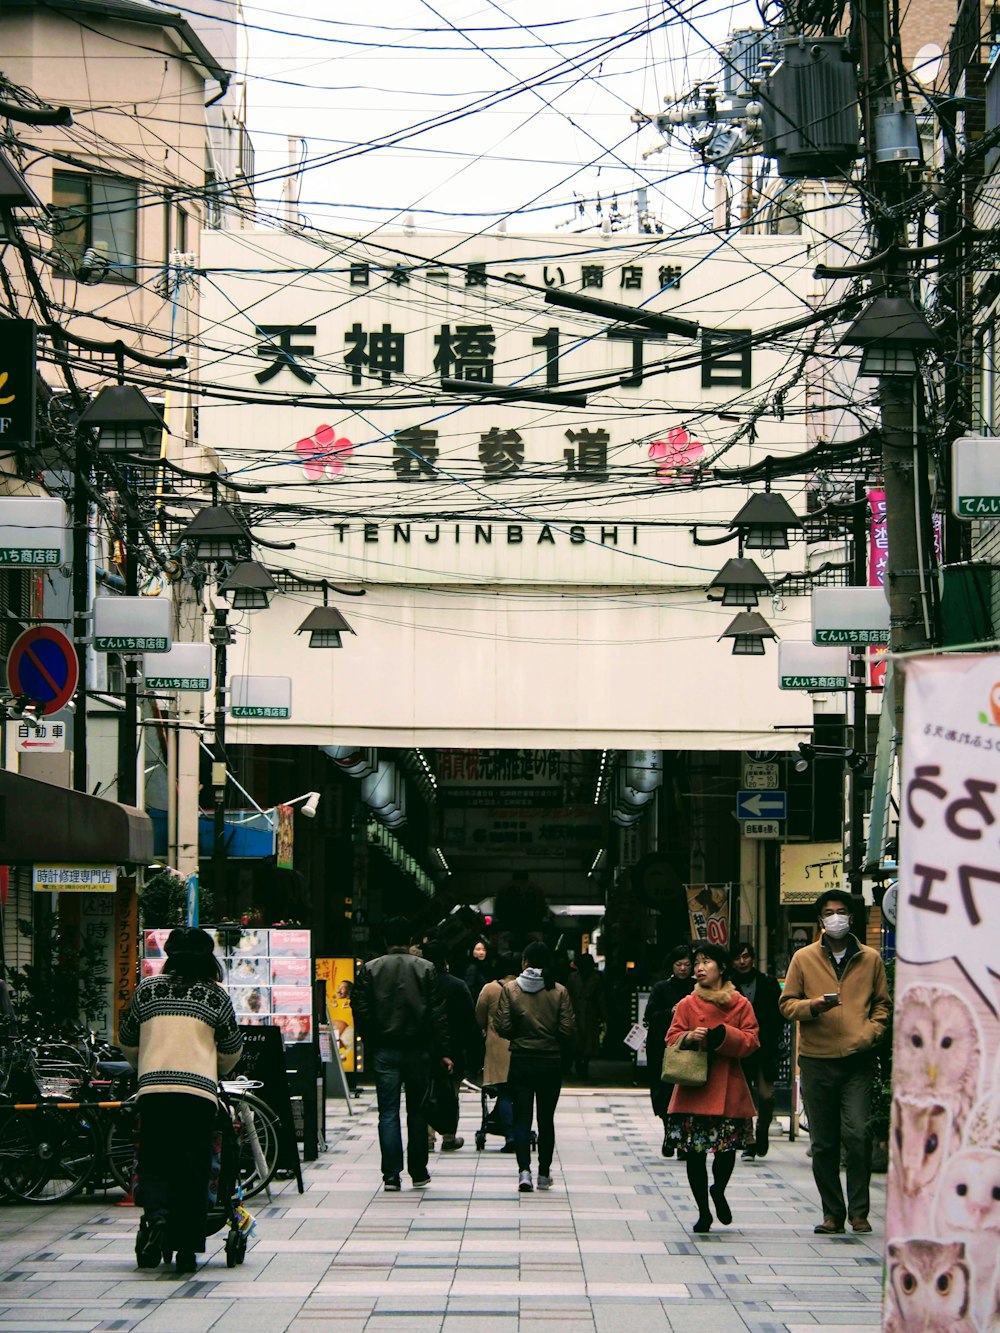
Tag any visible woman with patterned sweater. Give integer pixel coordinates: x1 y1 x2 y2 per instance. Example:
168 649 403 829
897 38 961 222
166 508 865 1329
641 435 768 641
120 927 243 1275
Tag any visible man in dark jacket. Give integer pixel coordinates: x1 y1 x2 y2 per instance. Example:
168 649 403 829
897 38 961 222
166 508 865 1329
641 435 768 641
353 918 452 1191
644 945 695 1156
732 943 785 1158
420 938 479 1151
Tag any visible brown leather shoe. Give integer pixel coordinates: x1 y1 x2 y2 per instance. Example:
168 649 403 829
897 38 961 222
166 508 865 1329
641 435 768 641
850 1217 873 1233
813 1218 846 1234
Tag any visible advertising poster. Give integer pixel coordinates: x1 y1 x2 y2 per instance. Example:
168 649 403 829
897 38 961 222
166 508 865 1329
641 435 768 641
316 957 356 1072
140 925 313 1045
685 884 730 948
883 654 1000 1333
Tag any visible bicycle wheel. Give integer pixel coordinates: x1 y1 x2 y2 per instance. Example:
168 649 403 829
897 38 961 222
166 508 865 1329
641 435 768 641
231 1092 280 1199
105 1098 139 1193
0 1106 100 1202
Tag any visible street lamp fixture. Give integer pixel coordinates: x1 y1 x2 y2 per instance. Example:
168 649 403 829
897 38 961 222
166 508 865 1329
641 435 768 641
730 492 802 551
295 604 356 648
707 557 772 608
282 791 320 818
218 560 276 611
718 610 777 655
77 383 165 456
181 505 251 562
840 295 938 379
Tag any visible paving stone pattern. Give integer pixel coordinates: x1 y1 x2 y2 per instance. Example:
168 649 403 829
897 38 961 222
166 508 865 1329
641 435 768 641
0 1088 885 1331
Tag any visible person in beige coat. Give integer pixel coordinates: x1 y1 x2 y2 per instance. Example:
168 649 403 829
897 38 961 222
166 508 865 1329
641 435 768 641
475 952 518 1152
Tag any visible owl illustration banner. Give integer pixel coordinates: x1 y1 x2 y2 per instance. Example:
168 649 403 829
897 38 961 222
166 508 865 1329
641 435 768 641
883 653 1000 1333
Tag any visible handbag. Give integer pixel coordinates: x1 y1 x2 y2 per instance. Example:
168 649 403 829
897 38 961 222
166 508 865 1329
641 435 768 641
661 1040 708 1087
421 1065 459 1135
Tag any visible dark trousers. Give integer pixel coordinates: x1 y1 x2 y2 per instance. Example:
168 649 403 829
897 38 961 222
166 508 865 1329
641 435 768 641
373 1046 430 1182
798 1053 875 1222
135 1093 216 1254
508 1053 562 1175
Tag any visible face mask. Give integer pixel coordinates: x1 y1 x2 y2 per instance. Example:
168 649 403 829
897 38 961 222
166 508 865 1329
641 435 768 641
823 913 851 939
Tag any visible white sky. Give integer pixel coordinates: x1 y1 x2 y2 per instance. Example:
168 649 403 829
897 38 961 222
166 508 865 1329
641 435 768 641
239 0 761 237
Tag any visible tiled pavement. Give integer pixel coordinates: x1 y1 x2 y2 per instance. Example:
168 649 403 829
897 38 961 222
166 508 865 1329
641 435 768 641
0 1087 885 1331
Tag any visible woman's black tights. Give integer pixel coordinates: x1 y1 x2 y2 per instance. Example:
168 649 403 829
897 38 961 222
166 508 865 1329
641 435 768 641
685 1149 736 1232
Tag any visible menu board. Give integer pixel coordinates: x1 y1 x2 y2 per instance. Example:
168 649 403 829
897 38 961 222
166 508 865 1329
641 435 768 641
141 926 313 1045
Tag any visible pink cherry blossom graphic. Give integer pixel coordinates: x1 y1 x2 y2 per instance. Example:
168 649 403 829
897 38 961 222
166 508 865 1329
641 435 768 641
648 426 704 482
295 424 354 479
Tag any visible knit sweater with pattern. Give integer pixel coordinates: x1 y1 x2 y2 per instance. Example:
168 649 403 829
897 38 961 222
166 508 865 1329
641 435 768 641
120 976 243 1103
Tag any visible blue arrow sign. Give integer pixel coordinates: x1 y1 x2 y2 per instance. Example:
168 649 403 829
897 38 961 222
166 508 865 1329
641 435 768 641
736 789 788 820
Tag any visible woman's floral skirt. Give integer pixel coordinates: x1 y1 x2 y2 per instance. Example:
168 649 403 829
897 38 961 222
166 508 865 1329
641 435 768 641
667 1113 751 1154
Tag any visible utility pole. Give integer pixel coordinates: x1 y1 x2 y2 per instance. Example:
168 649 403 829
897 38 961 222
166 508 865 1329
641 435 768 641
848 483 869 895
857 0 940 737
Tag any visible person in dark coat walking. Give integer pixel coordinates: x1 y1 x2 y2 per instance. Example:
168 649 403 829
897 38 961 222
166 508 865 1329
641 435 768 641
732 942 785 1159
353 919 452 1191
645 945 695 1156
565 952 607 1080
421 939 479 1151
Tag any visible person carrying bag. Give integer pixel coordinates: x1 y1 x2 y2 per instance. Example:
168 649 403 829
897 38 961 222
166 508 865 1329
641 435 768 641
493 941 575 1194
664 942 759 1233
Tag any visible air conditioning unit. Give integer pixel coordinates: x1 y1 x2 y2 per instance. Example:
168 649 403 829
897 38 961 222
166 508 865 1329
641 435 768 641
761 36 860 178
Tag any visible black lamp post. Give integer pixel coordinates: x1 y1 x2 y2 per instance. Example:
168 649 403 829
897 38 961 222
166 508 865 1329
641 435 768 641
180 505 263 910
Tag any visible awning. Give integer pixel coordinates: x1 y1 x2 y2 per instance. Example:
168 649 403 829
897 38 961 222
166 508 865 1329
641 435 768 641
0 770 153 865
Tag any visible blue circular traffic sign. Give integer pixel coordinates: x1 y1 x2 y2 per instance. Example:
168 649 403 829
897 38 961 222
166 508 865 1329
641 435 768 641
6 626 79 716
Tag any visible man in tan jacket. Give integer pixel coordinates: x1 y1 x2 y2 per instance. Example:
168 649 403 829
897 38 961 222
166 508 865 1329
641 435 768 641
780 890 891 1236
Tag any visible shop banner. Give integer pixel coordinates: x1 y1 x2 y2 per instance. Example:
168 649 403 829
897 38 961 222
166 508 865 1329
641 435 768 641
883 653 1000 1333
685 884 730 949
316 957 356 1072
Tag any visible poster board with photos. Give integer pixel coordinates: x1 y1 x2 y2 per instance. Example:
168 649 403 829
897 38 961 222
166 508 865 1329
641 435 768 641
141 926 314 1044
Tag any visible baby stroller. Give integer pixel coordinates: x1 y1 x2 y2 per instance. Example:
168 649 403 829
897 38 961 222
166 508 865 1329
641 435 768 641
474 1082 536 1152
211 1089 253 1267
133 1090 253 1270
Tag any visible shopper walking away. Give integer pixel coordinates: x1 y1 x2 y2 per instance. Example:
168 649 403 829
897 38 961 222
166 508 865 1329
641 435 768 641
494 941 575 1193
353 918 452 1192
645 945 695 1156
666 943 759 1233
565 952 607 1081
120 927 243 1276
475 952 519 1151
732 943 785 1159
420 938 479 1151
779 890 891 1235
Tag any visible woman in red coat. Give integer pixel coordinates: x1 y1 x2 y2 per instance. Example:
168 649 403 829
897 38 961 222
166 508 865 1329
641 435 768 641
666 942 759 1233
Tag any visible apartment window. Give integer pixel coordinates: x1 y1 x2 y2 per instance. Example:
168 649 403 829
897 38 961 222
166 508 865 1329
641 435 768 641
51 169 137 279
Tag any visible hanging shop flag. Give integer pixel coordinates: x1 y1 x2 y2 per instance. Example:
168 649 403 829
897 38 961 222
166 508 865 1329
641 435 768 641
685 883 731 949
883 652 1000 1333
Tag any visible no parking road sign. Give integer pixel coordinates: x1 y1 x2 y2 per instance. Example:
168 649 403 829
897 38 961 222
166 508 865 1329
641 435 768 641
6 625 79 716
